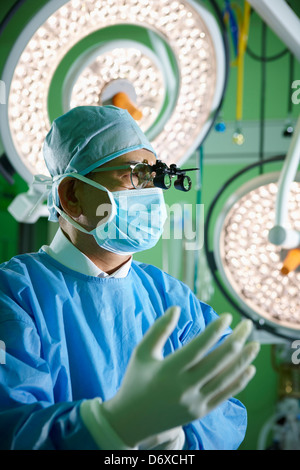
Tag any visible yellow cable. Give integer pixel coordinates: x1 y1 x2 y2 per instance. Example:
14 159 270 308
236 1 251 123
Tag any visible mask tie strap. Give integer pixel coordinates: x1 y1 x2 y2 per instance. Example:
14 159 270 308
52 172 117 233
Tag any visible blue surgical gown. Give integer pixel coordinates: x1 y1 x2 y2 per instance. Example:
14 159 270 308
0 251 247 449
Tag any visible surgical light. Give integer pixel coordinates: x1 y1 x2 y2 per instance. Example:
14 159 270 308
214 171 300 340
66 42 165 131
0 0 227 188
205 121 300 341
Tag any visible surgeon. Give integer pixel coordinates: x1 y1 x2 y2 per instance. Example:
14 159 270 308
0 106 260 450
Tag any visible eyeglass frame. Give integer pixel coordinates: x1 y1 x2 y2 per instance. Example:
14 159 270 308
91 161 155 190
91 160 199 192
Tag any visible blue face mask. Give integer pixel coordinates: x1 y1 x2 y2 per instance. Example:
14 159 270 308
53 174 167 255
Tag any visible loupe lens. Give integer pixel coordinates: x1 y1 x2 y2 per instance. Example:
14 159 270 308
174 175 192 191
131 163 153 189
153 173 172 189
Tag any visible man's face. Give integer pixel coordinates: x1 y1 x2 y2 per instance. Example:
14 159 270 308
60 148 156 231
89 148 156 192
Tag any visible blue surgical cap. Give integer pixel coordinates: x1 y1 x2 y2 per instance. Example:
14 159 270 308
43 105 156 222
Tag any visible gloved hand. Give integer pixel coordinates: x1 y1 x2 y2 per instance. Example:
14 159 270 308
138 426 186 450
101 306 260 448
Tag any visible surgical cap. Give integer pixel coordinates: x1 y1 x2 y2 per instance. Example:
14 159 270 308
43 105 156 222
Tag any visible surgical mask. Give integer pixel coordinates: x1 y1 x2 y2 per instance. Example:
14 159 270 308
53 174 167 255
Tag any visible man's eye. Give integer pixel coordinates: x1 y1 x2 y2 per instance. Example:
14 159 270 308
130 173 139 184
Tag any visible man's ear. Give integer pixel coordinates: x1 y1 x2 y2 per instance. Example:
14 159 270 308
57 177 83 218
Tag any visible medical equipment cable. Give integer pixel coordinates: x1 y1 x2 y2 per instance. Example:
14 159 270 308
247 0 297 62
246 41 288 63
193 145 203 294
223 0 239 59
258 20 267 175
0 0 27 37
200 0 231 146
235 1 251 128
246 13 289 63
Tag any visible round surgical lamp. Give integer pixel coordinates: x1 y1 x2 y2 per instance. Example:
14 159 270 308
0 0 228 191
205 155 300 342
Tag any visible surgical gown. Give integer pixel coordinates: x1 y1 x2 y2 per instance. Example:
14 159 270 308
0 251 247 449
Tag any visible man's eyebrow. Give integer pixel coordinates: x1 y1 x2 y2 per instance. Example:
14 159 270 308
113 161 138 166
120 160 150 165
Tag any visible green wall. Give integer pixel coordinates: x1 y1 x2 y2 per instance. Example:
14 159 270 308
0 0 300 450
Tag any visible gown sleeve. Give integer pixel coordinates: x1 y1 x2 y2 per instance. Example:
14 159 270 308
0 309 97 450
0 259 247 450
182 398 247 450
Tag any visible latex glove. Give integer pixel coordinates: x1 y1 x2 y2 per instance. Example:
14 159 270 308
101 307 260 448
80 398 186 450
138 426 186 450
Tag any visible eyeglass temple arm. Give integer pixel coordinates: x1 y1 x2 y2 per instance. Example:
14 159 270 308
93 161 200 176
152 161 199 177
180 168 200 172
92 164 133 173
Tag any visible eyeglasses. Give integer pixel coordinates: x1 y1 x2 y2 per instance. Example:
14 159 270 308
92 162 156 190
92 160 199 191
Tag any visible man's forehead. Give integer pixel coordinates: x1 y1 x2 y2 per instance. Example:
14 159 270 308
102 149 156 167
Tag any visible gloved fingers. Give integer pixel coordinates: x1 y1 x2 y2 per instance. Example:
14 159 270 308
138 426 183 450
165 313 232 371
200 341 260 399
185 319 253 386
136 306 181 360
205 364 256 414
